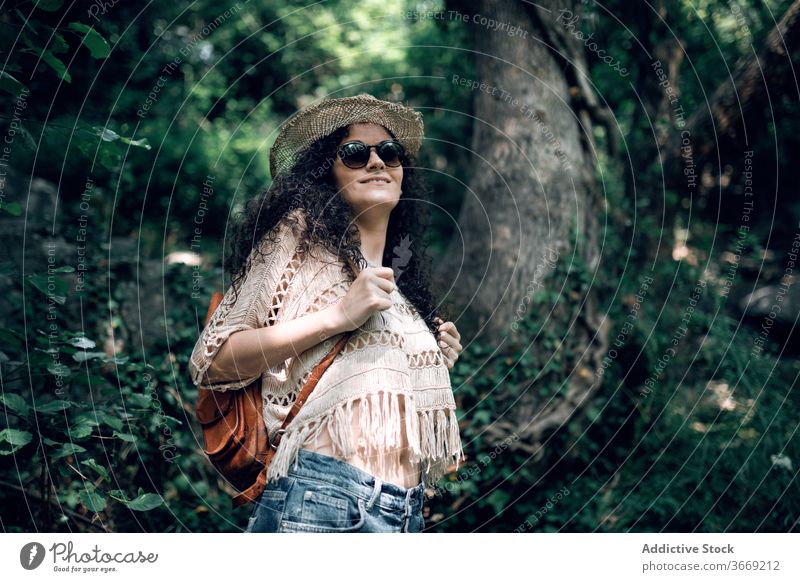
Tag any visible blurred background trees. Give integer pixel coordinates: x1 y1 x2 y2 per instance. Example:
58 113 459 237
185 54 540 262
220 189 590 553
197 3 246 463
1 0 799 532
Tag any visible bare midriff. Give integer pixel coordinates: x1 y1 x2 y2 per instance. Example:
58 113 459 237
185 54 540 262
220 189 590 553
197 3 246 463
299 395 421 489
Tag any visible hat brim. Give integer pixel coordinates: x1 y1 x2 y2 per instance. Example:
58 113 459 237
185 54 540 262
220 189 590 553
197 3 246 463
269 93 424 178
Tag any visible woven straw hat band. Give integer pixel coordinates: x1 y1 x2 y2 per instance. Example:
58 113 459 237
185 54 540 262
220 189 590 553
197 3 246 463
269 93 424 178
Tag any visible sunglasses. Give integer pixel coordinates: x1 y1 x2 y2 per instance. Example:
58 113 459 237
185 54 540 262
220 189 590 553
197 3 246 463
337 139 405 169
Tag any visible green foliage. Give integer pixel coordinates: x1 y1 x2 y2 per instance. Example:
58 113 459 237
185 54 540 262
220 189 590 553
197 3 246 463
0 272 168 525
3 0 799 533
427 245 800 532
0 243 249 531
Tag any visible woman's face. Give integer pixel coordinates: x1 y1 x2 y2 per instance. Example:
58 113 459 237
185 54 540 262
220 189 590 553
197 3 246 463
332 123 403 221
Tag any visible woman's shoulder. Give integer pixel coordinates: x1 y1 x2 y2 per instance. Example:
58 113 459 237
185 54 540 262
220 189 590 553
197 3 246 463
285 206 308 224
251 208 308 253
280 207 309 238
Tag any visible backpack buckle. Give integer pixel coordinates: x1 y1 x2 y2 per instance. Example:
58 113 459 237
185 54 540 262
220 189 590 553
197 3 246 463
268 428 286 450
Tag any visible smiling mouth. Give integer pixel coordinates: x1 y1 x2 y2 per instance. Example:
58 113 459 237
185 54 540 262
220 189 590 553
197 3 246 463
359 177 391 184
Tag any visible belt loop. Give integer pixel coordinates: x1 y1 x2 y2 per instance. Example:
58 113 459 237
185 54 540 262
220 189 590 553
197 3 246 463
401 487 414 532
366 478 382 511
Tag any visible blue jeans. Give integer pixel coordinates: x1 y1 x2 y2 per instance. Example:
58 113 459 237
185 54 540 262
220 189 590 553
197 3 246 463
245 448 426 533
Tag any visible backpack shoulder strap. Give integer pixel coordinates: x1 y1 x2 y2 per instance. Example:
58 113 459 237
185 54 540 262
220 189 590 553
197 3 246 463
204 291 225 326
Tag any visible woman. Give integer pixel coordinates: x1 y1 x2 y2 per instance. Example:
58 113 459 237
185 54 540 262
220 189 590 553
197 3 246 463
188 93 465 533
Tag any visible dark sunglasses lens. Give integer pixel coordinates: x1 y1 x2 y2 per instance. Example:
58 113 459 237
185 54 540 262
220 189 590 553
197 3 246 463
339 141 405 168
378 142 404 166
340 143 370 167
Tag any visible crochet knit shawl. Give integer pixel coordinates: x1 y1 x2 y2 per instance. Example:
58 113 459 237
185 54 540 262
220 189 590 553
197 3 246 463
188 208 465 485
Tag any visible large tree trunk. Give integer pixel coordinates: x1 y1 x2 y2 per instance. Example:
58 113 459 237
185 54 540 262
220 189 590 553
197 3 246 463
439 0 603 341
439 0 610 452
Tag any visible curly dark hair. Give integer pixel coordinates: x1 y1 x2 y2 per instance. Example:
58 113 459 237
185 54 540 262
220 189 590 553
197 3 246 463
225 124 448 336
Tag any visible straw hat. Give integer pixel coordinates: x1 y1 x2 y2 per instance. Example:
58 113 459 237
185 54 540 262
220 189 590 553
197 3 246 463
269 93 425 178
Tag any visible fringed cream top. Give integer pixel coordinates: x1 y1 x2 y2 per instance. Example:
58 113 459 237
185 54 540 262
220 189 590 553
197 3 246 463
188 208 465 489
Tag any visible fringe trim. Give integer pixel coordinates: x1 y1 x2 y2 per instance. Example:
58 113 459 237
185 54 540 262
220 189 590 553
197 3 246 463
417 408 466 484
265 390 464 486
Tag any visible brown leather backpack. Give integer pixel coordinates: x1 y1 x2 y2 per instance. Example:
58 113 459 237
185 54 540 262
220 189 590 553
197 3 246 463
195 291 353 509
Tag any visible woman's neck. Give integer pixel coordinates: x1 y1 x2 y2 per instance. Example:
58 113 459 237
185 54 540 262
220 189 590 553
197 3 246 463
355 214 389 266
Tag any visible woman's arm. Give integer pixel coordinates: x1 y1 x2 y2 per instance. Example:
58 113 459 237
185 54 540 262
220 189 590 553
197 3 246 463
188 209 310 391
202 265 397 384
203 303 350 384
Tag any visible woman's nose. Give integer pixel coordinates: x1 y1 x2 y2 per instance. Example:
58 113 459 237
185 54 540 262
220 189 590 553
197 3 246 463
366 149 385 170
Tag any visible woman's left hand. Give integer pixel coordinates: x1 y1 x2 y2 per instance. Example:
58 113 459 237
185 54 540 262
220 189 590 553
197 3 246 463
434 317 462 370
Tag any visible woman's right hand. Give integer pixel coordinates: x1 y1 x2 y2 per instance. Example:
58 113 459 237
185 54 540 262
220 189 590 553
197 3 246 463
332 266 395 332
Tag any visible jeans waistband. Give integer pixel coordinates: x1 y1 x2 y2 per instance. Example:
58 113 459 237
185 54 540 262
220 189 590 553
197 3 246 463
288 448 426 514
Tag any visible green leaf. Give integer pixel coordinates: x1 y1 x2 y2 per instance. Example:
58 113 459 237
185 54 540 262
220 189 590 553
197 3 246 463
1 201 22 216
0 329 24 349
39 49 71 82
74 139 120 170
112 431 137 444
79 488 107 513
46 362 72 377
0 394 29 416
93 126 120 142
160 415 183 427
18 125 38 151
586 406 601 422
36 0 64 11
0 72 27 96
57 488 80 509
68 336 96 349
51 442 86 460
126 492 163 511
36 399 72 413
52 265 75 273
19 20 39 44
485 489 511 514
127 394 152 409
51 32 69 54
0 429 33 454
72 351 107 362
81 458 109 481
68 423 94 439
106 489 130 503
73 412 100 425
119 136 152 151
26 274 68 304
472 409 491 425
67 22 110 59
98 412 123 431
90 126 151 150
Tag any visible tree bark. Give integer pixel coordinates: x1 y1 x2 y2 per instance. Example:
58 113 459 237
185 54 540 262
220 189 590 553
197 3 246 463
439 0 610 453
438 0 602 342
